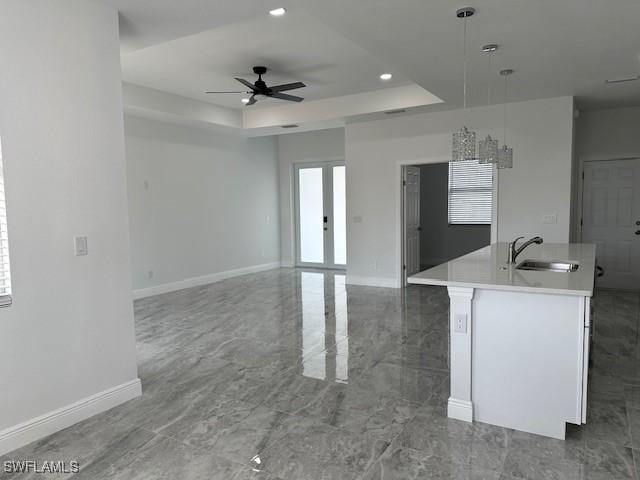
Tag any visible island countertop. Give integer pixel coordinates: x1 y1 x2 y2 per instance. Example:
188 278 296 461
407 243 596 297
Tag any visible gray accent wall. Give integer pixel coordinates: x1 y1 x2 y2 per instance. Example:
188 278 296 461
419 163 490 267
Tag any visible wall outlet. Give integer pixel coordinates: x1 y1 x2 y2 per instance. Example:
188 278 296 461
74 236 88 256
148 269 154 279
454 313 468 333
542 214 557 224
352 215 363 224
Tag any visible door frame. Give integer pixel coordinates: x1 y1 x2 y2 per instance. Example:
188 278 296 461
294 160 346 270
398 159 498 287
575 157 640 243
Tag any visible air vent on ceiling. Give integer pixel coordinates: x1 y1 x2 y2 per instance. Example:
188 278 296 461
605 75 640 84
385 109 407 115
281 124 299 128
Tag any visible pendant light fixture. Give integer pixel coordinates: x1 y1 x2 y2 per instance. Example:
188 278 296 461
498 69 514 169
479 44 499 164
451 7 476 162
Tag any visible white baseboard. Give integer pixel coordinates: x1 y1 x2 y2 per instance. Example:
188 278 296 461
0 378 142 456
133 262 281 299
345 275 400 289
280 261 295 268
447 397 473 422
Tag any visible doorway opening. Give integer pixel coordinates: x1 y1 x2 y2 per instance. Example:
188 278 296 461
402 161 494 285
294 161 346 269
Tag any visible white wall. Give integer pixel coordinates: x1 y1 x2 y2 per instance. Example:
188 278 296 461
277 129 345 266
346 96 575 287
576 106 640 161
0 0 139 448
125 116 280 293
573 107 640 240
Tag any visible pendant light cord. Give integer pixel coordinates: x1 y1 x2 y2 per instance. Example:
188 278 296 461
503 74 508 144
487 53 492 106
463 16 468 110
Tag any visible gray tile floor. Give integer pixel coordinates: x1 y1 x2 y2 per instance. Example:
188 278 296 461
2 269 640 479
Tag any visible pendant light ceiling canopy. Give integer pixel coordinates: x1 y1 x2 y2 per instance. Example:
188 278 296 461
451 7 476 163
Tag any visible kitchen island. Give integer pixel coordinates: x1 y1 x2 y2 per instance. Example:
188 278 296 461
408 242 596 439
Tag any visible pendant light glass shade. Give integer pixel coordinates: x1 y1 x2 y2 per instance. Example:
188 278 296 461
478 134 499 164
497 144 513 169
451 8 476 162
452 127 476 162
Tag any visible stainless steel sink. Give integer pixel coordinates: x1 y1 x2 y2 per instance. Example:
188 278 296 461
516 259 579 273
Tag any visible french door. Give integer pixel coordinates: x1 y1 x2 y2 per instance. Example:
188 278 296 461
295 161 346 269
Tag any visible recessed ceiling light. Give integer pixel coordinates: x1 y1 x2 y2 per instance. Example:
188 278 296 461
241 98 250 104
380 73 393 81
269 7 286 16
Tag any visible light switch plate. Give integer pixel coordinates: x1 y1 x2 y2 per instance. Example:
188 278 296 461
74 236 88 256
454 313 467 333
542 214 558 224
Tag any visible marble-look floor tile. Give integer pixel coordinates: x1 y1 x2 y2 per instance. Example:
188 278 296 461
393 409 512 472
575 401 631 446
252 421 389 480
4 272 640 479
352 362 448 404
361 446 502 480
508 430 636 479
293 383 422 440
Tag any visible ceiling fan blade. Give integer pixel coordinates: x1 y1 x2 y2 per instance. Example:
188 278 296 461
269 82 306 93
246 95 257 106
205 91 249 94
270 92 304 102
235 77 256 90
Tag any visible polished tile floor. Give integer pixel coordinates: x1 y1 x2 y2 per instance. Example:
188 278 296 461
3 269 640 479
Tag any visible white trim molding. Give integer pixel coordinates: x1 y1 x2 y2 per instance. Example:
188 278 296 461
132 262 281 299
447 398 474 422
447 286 475 423
346 275 400 289
0 379 141 456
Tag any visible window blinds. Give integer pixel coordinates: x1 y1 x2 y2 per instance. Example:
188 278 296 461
448 159 493 225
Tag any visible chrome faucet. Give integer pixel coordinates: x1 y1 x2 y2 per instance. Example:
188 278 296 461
508 236 544 264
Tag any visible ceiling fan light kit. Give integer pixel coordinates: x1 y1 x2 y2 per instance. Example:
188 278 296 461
205 66 306 106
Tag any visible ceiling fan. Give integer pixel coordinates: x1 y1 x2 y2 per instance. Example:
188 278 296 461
205 66 306 106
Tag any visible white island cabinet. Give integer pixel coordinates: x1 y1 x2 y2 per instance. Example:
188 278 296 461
408 243 596 439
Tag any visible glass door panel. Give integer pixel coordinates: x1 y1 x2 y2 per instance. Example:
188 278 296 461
332 166 347 266
298 167 325 264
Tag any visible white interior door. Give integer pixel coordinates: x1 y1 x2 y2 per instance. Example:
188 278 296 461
403 166 421 281
295 162 346 269
582 158 640 290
